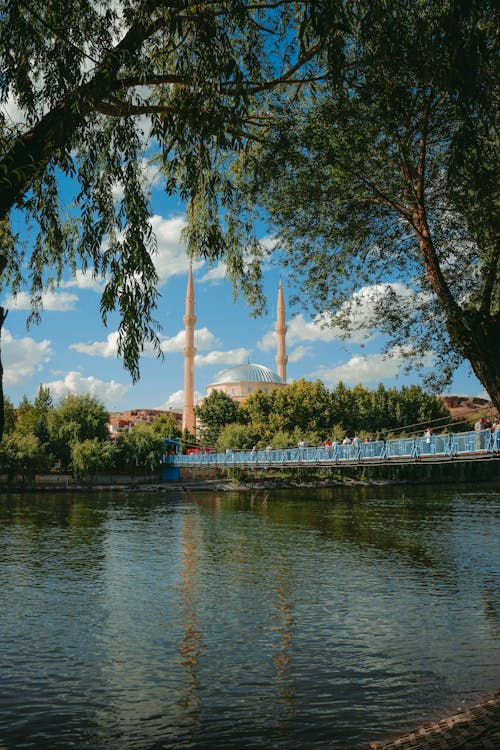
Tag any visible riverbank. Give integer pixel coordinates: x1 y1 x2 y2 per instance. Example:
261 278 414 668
369 691 500 750
0 471 499 494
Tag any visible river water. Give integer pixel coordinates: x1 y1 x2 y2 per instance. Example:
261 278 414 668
0 484 499 749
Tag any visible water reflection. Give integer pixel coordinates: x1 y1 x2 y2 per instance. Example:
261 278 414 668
0 484 498 749
269 558 296 729
176 511 205 725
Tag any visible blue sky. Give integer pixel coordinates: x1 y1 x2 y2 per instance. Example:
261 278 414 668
2 176 484 413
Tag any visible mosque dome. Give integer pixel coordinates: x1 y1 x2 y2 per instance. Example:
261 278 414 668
206 363 285 402
211 363 284 386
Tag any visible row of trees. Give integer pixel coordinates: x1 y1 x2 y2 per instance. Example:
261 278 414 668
195 380 451 450
0 387 181 480
1 380 454 479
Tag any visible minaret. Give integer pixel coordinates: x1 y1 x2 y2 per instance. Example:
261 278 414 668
183 266 196 433
275 279 288 383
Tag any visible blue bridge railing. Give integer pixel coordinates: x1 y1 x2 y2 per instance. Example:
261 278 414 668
165 429 499 469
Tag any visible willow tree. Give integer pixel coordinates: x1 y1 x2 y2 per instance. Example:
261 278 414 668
238 0 500 409
0 0 335 439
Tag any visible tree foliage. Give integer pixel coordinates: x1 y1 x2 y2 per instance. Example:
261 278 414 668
216 423 259 452
71 438 117 480
148 412 181 439
195 389 241 447
46 393 109 465
0 432 50 479
118 423 166 472
199 381 449 447
239 0 499 407
0 0 331 401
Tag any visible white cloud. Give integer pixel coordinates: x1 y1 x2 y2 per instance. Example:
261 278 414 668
198 262 227 283
288 345 312 363
194 327 221 351
61 269 106 292
195 348 250 367
156 389 204 410
3 93 28 130
150 214 205 285
260 235 279 252
314 346 435 387
43 371 128 404
158 329 185 354
70 331 119 358
93 214 200 288
2 329 52 386
69 325 220 360
258 313 346 352
259 282 423 352
3 290 79 311
160 326 221 355
258 329 276 351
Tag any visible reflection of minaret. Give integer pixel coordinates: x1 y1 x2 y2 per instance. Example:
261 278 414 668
183 266 196 433
177 513 204 724
275 279 288 383
270 560 296 733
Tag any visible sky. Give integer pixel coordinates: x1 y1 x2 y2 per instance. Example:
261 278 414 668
1 167 485 414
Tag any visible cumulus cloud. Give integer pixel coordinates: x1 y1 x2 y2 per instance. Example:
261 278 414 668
150 214 206 285
198 262 228 283
91 214 200 289
258 313 346 352
320 282 423 335
288 345 312 363
43 371 128 404
260 235 280 252
70 331 119 358
2 329 52 386
314 346 435 387
70 325 221 359
156 389 204 410
61 269 106 292
195 348 250 367
3 289 79 311
160 326 221 355
259 282 424 352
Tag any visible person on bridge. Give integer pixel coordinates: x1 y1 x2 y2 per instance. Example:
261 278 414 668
492 418 500 450
474 417 487 449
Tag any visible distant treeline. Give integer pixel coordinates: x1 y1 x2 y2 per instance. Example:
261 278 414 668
194 379 461 451
0 382 491 483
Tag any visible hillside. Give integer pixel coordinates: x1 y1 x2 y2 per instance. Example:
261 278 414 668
441 395 495 427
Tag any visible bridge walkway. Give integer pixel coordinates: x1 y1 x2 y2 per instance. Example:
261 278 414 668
165 430 500 470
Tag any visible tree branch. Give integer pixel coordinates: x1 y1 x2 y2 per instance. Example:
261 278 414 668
0 0 173 221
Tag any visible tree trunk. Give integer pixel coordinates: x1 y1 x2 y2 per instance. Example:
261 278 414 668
448 310 500 413
415 228 499 412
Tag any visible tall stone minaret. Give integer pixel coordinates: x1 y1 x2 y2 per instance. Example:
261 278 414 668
183 266 196 434
275 279 288 383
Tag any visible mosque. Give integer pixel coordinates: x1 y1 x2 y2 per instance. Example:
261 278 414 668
182 267 288 433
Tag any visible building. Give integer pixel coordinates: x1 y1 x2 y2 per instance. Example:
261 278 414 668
107 408 182 440
182 275 288 432
206 363 285 402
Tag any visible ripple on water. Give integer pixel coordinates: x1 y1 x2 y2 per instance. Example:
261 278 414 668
0 487 499 749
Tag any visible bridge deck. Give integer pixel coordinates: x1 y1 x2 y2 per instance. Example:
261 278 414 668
166 430 499 470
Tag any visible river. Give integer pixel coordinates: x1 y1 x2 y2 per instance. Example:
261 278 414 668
0 483 499 749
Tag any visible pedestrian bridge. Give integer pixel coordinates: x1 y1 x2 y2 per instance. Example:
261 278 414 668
164 429 499 471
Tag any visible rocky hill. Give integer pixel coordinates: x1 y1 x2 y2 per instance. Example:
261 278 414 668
441 395 495 425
